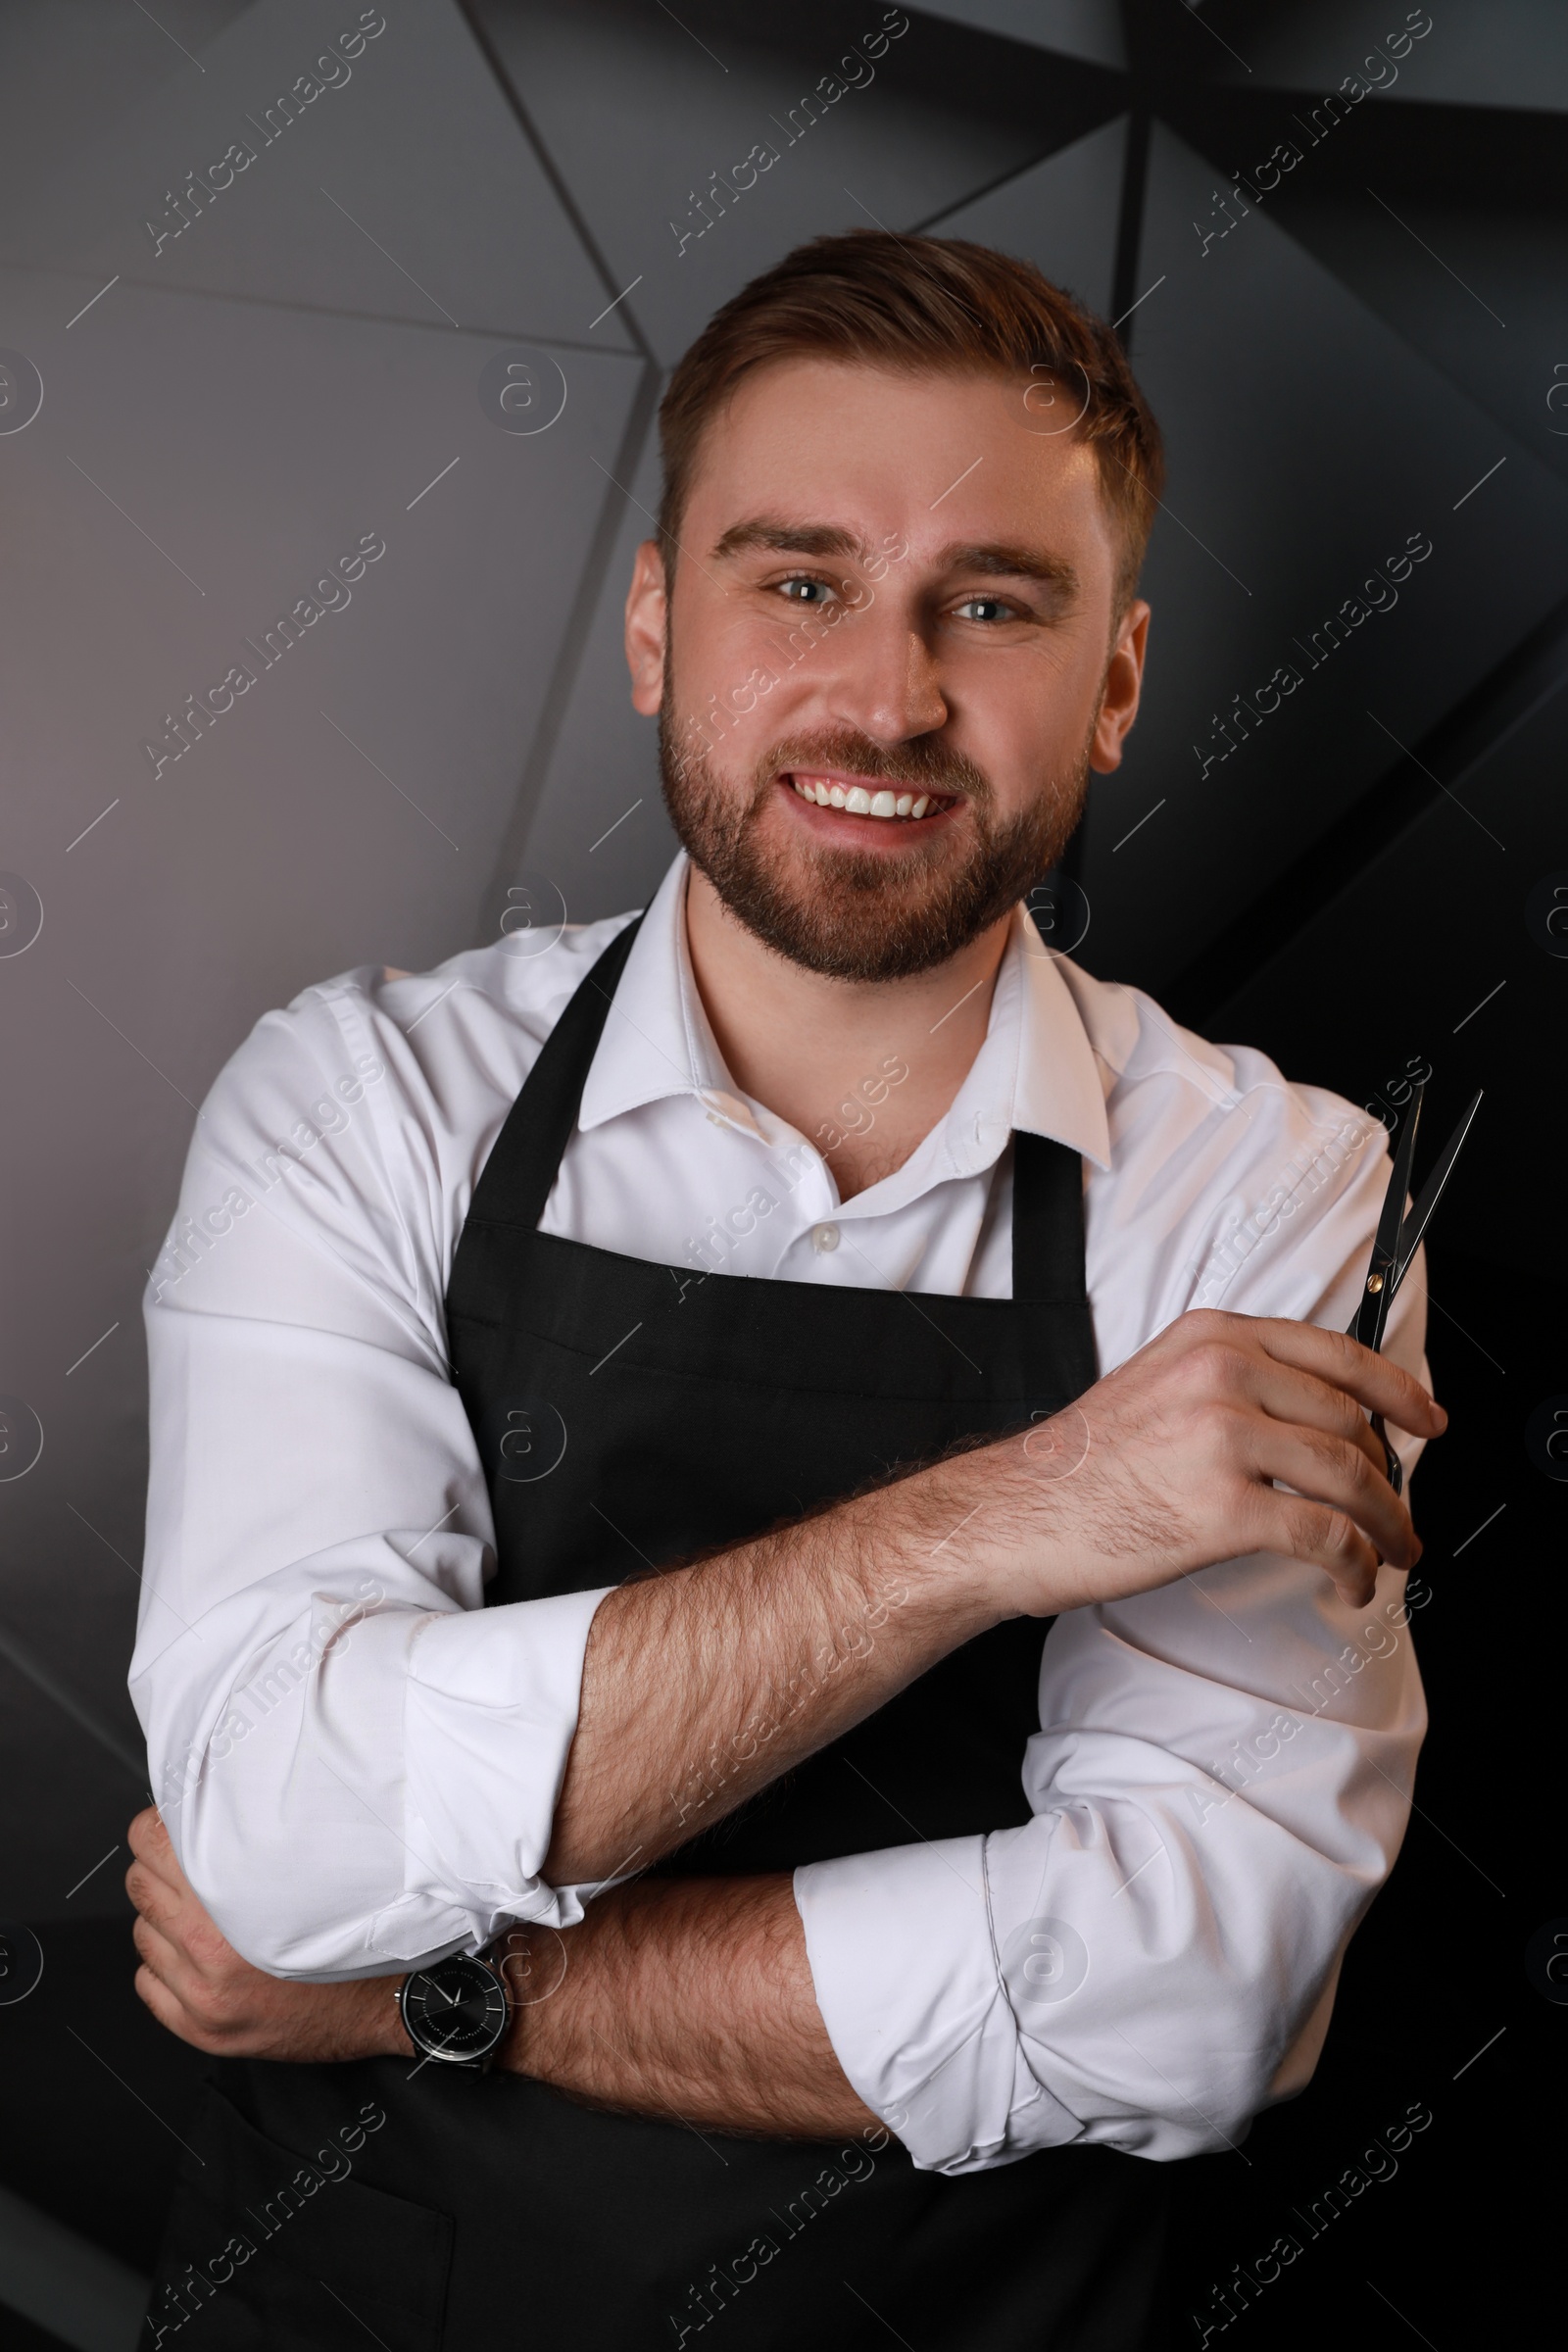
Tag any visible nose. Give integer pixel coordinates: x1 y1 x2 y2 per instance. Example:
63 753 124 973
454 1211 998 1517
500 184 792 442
817 593 948 747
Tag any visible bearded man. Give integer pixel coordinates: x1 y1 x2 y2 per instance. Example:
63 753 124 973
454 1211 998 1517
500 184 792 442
127 231 1440 2351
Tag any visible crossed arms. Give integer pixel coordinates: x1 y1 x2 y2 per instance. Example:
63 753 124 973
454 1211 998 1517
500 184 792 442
129 1311 1441 2156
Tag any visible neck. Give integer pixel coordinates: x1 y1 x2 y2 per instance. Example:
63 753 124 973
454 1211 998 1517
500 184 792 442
681 862 1013 1201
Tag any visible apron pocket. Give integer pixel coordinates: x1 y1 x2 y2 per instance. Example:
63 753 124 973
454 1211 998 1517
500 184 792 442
144 2077 452 2351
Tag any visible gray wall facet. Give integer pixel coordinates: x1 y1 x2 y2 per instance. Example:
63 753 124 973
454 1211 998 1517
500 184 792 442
0 0 633 351
512 380 679 927
923 115 1126 317
472 0 1110 366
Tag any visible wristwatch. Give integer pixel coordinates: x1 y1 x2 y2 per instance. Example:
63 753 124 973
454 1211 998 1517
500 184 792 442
395 1950 511 2072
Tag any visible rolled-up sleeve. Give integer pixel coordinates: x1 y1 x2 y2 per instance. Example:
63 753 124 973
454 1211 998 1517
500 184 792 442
129 973 611 1981
797 1098 1432 2171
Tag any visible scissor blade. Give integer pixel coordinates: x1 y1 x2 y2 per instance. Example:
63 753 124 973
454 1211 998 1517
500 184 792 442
1352 1082 1425 1349
1372 1082 1425 1277
1390 1088 1484 1299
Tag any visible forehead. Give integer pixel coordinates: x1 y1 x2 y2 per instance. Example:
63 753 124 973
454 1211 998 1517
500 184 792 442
685 356 1114 571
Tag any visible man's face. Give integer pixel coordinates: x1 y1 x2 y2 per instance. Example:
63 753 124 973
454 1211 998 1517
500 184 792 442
625 358 1149 981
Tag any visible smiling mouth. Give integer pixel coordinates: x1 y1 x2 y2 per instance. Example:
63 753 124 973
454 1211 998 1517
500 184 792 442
781 771 960 823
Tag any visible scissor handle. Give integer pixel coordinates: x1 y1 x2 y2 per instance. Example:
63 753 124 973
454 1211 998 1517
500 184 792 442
1372 1412 1403 1498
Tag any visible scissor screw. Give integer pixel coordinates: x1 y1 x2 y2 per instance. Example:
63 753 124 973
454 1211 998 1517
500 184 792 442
1366 1274 1384 1293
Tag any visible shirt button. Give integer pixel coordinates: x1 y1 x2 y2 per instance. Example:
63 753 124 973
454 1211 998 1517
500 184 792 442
811 1223 840 1253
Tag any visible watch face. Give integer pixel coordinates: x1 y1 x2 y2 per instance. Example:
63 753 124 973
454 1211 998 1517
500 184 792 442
401 1956 509 2061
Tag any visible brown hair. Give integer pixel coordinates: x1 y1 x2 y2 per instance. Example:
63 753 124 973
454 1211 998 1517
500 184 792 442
656 229 1165 612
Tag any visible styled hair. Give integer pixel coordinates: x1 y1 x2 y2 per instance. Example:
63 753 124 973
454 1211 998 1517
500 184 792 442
656 229 1165 611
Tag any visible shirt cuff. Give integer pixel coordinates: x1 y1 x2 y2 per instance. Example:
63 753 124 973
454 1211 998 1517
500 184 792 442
794 1838 1084 2175
318 1585 613 1964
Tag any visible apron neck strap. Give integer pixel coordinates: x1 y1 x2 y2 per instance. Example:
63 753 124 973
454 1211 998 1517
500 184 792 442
1010 1129 1090 1306
473 914 646 1233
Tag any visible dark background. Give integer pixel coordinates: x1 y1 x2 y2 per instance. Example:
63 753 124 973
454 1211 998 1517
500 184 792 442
0 2 1560 2344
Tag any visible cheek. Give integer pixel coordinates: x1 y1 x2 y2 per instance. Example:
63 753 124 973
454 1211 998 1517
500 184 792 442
954 658 1100 807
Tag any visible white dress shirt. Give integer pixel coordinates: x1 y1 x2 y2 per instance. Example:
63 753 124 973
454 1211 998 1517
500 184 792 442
131 848 1430 2173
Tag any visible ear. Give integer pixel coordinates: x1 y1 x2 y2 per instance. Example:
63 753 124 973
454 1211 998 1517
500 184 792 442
625 539 668 716
1089 599 1150 774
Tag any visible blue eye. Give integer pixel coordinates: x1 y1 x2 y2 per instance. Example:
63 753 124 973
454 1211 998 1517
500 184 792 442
777 576 833 604
955 597 1010 622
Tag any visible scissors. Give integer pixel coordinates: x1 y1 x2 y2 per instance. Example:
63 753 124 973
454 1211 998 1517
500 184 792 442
1348 1079 1483 1496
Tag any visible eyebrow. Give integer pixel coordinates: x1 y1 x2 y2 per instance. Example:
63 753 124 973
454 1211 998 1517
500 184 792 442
710 516 1078 596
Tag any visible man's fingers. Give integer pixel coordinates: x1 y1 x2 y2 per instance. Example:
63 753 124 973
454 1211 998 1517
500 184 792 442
127 1804 160 1852
1249 1422 1419 1572
1253 1493 1380 1610
1240 1358 1394 1481
1247 1316 1446 1434
125 1853 240 1987
131 1911 197 2005
132 1959 192 2040
124 1859 189 1943
127 1804 172 1864
131 1956 231 2055
126 1806 188 1898
132 1912 258 2050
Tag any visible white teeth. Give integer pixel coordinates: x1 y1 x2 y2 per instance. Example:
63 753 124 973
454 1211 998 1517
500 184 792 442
788 776 947 819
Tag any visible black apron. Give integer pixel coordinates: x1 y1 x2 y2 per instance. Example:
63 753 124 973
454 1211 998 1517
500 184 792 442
146 915 1170 2351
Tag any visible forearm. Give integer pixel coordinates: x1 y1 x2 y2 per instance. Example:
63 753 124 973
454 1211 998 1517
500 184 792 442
130 1796 871 2137
545 1454 1006 1884
499 1875 877 2140
547 1316 1440 1892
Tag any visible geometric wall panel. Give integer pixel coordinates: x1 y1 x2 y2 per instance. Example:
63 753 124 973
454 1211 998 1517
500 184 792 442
912 0 1126 69
1200 0 1568 113
514 384 681 928
473 0 1118 366
1252 122 1568 495
1207 665 1568 1279
0 0 631 348
0 257 641 1920
923 114 1126 317
1077 124 1568 991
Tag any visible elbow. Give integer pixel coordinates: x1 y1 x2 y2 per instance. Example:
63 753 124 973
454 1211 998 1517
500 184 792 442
176 1816 347 1979
160 1730 403 1980
1135 1940 1348 2158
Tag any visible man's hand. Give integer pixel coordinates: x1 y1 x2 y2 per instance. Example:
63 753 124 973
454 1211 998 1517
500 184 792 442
546 1308 1444 1885
126 1807 408 2063
973 1308 1444 1620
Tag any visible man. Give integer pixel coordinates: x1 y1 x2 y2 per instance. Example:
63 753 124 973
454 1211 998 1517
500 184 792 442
127 233 1442 2350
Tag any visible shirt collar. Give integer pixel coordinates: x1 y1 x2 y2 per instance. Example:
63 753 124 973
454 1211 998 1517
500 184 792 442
1006 898 1112 1170
577 852 1111 1171
577 854 732 1132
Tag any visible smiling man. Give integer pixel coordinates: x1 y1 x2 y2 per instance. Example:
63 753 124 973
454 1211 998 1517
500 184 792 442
128 234 1440 2351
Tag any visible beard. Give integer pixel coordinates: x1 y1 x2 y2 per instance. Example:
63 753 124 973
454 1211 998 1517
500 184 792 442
657 703 1092 984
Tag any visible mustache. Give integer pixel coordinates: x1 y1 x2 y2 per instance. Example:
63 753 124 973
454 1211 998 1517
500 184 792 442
752 730 991 807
